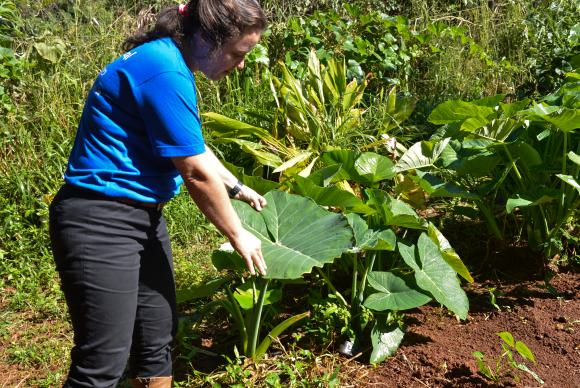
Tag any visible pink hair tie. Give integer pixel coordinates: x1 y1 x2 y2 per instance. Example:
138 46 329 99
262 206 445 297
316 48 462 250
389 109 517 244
178 4 187 15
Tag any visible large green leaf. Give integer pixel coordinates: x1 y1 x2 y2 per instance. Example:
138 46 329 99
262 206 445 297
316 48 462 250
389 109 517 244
447 149 500 178
474 94 505 107
369 321 405 364
500 99 531 117
471 118 521 142
354 152 396 183
291 176 374 214
322 150 395 184
506 188 561 214
364 272 432 311
308 164 343 187
428 100 495 125
345 213 396 251
505 141 543 168
395 138 450 172
398 234 469 319
365 189 427 230
427 223 474 283
524 104 580 132
231 191 354 279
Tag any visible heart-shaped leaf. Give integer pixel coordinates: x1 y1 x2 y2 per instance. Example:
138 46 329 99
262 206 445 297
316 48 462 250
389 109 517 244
395 138 451 172
365 189 427 230
398 234 469 319
229 191 354 279
364 272 432 311
427 223 474 283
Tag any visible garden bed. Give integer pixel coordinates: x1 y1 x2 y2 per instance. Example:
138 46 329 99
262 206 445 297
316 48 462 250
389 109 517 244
358 271 580 387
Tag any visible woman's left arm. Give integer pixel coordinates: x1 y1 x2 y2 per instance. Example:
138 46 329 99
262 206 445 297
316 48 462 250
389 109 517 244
205 147 268 211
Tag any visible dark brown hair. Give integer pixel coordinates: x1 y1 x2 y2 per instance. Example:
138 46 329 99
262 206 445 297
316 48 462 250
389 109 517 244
123 0 267 51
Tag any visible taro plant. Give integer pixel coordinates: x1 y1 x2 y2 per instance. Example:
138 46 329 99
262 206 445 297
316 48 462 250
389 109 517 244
178 190 354 360
395 72 580 260
287 148 471 363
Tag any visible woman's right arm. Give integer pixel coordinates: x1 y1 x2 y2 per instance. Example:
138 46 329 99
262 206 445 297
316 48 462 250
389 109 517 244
171 152 267 276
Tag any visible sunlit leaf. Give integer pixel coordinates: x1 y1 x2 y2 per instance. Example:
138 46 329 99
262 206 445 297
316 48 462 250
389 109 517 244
366 189 427 229
395 138 451 172
398 234 469 319
428 100 494 124
346 213 396 251
273 151 312 173
556 174 580 195
427 223 474 283
524 103 580 132
568 151 580 166
370 321 405 364
497 331 515 347
515 341 536 363
291 176 375 214
230 191 354 279
233 282 282 310
364 272 432 311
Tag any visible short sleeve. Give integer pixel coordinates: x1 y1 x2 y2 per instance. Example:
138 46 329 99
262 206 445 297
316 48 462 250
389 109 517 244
137 71 206 157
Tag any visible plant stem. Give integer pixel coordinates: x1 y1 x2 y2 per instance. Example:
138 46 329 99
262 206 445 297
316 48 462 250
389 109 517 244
351 253 358 307
358 251 377 305
557 131 569 224
247 278 270 358
225 287 248 354
476 199 503 240
316 267 348 307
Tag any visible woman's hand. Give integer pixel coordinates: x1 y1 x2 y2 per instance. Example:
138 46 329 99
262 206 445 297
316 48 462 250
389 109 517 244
230 228 267 276
235 185 267 211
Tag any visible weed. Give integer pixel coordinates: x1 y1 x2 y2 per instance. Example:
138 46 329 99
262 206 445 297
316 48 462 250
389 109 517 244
473 331 544 385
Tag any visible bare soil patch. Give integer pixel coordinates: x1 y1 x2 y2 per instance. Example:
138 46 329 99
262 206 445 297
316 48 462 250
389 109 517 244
359 271 580 387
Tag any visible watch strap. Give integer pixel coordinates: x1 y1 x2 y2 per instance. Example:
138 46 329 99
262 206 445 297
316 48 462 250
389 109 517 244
228 180 244 198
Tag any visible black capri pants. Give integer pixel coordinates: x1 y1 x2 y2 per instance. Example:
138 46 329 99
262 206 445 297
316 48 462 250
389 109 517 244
49 184 177 387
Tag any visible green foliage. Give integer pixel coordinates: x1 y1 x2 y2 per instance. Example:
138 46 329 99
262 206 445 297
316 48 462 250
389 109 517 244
473 331 544 385
2 0 578 383
181 190 354 359
398 234 469 319
400 75 580 258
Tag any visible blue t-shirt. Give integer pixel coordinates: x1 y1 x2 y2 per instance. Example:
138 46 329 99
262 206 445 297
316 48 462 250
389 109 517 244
65 37 206 203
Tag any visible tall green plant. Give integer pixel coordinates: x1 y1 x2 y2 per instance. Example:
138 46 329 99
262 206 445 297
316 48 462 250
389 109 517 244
286 149 471 363
179 190 354 359
396 73 580 258
204 49 370 178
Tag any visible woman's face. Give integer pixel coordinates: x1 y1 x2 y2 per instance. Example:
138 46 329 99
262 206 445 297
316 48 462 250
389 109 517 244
190 29 261 81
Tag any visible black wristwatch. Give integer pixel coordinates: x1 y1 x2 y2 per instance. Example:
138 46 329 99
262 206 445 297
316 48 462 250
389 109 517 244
228 180 244 198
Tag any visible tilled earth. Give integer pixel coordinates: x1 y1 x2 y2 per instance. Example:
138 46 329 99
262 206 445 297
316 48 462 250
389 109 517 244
358 272 580 387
